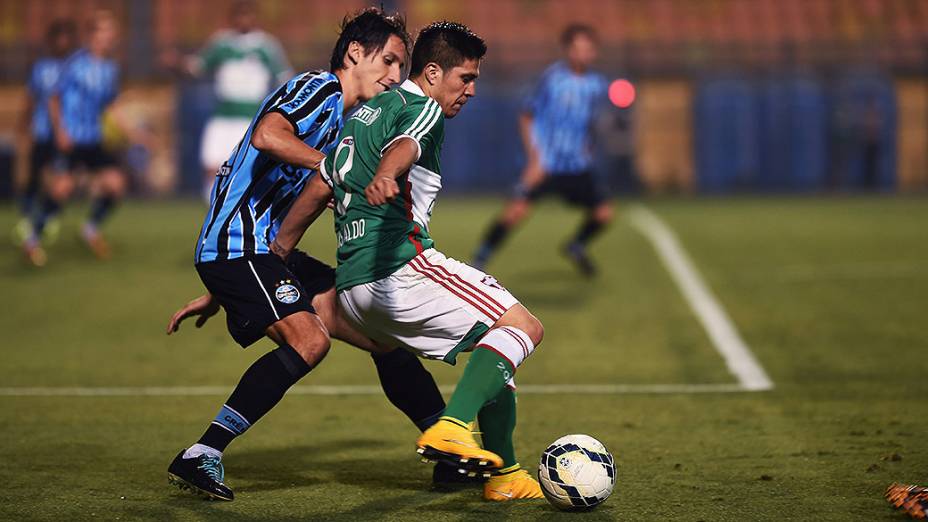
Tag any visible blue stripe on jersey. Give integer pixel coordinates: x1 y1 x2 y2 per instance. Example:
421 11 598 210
55 49 119 145
28 58 64 141
525 61 607 174
195 70 344 263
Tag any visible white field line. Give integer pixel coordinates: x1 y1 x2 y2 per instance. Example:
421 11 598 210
627 205 774 391
0 383 751 397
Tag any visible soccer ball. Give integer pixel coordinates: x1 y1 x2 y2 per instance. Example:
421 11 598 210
537 434 615 511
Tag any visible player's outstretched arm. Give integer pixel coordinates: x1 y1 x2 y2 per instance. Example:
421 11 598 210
271 174 333 260
48 94 72 153
166 294 220 334
251 112 325 170
518 111 545 187
364 138 419 205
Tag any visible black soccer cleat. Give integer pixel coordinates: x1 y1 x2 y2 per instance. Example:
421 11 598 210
563 242 597 277
167 450 234 501
431 460 487 491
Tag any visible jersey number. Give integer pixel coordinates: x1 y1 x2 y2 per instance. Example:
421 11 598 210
331 137 355 217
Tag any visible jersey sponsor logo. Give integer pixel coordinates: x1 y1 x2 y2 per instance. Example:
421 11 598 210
274 280 300 304
216 162 232 178
350 105 381 126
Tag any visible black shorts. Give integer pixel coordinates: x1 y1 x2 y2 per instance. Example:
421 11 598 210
29 141 58 180
195 250 336 348
62 143 117 172
519 171 608 208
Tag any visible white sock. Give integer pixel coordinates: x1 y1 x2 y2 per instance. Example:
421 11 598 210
183 443 222 460
478 326 536 370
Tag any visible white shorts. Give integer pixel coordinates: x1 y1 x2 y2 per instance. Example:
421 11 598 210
338 248 520 364
199 117 251 171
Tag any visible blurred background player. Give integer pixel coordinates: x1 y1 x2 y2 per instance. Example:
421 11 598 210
472 24 613 277
23 10 126 265
13 19 78 249
163 0 292 202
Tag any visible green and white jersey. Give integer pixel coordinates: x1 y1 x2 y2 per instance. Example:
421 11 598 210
320 79 445 291
198 30 292 118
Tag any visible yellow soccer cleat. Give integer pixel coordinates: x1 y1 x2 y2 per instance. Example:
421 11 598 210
484 465 544 501
82 227 112 260
887 483 926 509
416 417 503 476
22 240 47 267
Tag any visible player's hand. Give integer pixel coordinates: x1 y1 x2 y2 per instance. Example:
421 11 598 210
55 131 73 153
270 239 291 261
522 158 546 189
166 294 220 335
365 176 399 205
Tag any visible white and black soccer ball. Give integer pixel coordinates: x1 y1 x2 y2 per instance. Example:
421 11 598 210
538 434 615 511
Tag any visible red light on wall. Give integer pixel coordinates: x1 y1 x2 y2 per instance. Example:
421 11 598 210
609 79 636 108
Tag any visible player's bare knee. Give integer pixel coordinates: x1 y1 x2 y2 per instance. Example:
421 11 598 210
104 169 127 197
495 305 544 346
503 201 530 225
289 328 330 366
272 313 331 366
523 315 544 346
594 204 613 224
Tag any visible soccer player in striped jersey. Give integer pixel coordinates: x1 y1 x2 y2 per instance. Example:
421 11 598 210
472 24 613 277
165 9 454 501
273 22 546 502
23 11 124 264
14 19 77 256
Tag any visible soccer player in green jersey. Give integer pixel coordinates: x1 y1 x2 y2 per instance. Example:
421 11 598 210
164 0 292 202
273 22 546 502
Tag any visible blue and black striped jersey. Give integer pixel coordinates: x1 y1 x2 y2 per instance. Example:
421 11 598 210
195 70 344 264
28 57 65 141
54 49 119 145
524 61 607 175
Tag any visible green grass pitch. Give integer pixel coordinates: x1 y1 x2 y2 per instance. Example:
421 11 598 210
1 196 926 520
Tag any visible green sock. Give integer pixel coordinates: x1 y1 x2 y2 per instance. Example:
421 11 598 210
478 387 518 467
443 347 514 423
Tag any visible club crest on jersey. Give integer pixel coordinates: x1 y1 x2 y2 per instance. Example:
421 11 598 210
350 105 381 126
274 280 300 304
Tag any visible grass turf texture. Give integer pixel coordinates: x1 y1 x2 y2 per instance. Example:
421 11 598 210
1 196 926 521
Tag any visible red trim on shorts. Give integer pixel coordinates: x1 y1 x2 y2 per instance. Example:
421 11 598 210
409 257 498 320
474 343 517 374
409 255 505 319
417 255 508 316
499 327 530 359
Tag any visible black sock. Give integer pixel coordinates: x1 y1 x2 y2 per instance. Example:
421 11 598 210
20 174 41 217
474 221 510 265
198 344 312 452
32 197 61 237
89 196 116 227
371 349 445 431
572 216 606 247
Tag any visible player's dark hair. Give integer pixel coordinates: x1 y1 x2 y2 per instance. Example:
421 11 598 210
330 8 410 72
409 21 487 76
560 24 598 47
230 0 256 17
46 18 77 45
